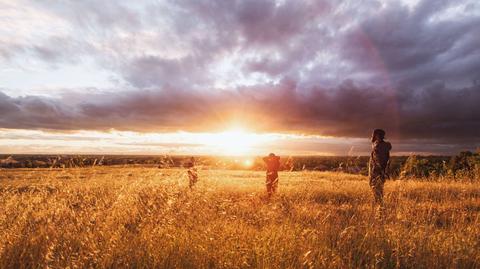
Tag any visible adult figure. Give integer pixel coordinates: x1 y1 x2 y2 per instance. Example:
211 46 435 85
369 129 392 208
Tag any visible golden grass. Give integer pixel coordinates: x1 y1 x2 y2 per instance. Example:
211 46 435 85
0 167 479 268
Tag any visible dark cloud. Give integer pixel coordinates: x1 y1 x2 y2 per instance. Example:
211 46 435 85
0 92 75 130
343 0 480 87
1 80 479 145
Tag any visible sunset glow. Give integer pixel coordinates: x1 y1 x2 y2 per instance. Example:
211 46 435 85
243 159 253 167
199 129 265 155
0 128 473 156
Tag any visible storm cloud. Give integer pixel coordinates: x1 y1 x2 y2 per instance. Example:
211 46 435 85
1 0 479 150
1 80 479 143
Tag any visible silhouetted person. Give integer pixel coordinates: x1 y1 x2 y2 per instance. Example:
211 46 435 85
186 157 198 189
369 129 392 209
263 153 280 197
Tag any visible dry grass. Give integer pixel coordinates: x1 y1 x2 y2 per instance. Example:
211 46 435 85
0 167 479 268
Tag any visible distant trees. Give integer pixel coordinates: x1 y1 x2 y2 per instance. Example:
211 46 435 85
1 152 479 180
449 151 480 179
400 151 480 180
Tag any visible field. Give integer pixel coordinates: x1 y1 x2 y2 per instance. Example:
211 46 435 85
1 167 480 268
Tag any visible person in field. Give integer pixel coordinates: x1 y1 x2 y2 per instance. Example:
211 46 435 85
369 129 392 208
186 156 198 189
263 153 280 197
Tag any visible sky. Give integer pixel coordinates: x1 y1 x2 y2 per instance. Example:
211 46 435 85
0 0 479 156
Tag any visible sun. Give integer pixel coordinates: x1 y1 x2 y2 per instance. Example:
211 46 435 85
213 129 258 155
243 159 253 167
184 126 274 155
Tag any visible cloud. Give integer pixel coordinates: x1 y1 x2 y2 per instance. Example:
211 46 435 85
1 79 479 145
344 0 480 88
0 91 75 130
4 0 478 89
1 0 479 151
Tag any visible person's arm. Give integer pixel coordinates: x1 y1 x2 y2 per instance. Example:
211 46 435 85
384 159 390 178
385 142 392 178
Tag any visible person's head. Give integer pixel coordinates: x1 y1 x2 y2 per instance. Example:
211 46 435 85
371 129 386 142
268 153 276 157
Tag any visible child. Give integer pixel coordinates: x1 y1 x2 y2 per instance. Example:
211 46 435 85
186 157 198 189
263 153 280 197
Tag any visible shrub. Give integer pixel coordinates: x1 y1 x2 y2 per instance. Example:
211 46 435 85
449 151 480 180
400 155 441 179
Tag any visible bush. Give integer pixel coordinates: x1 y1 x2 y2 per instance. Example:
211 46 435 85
400 155 431 179
400 152 480 181
449 151 480 180
400 155 448 179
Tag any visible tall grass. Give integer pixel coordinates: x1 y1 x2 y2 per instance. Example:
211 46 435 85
0 168 479 268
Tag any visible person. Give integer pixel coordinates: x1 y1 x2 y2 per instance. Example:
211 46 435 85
263 153 280 197
369 129 392 208
186 156 198 189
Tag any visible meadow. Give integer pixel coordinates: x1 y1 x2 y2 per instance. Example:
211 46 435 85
1 167 479 268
